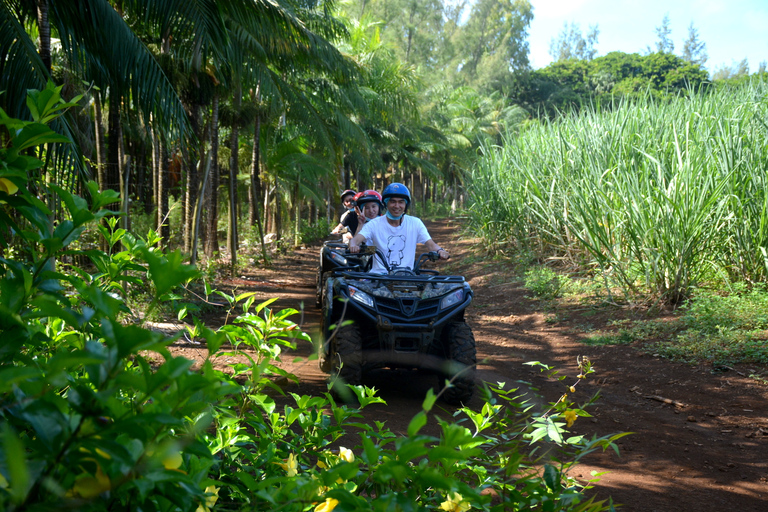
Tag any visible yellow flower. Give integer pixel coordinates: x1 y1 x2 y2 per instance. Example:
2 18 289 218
162 451 184 470
195 486 220 512
563 409 578 428
276 453 298 477
314 497 339 512
440 492 470 512
568 386 576 393
70 465 111 498
0 178 18 195
338 446 354 463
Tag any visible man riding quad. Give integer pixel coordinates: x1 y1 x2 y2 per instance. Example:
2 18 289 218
348 183 449 270
322 184 475 405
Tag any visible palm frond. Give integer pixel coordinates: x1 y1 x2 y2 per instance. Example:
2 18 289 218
0 6 87 183
123 0 229 71
0 4 48 119
50 0 191 143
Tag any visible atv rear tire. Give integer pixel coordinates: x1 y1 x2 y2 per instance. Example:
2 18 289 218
329 323 364 398
440 322 476 405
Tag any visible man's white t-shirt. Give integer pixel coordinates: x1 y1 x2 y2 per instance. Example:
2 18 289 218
358 215 431 273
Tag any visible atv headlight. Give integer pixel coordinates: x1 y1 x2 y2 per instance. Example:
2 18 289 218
440 288 464 309
348 285 374 308
330 251 348 266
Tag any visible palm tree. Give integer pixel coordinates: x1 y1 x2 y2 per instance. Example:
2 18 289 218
1 0 193 160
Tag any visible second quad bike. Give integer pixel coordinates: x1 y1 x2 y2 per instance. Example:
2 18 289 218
318 247 476 405
315 239 372 308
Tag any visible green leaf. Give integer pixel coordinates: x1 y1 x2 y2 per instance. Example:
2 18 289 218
12 123 70 151
140 247 200 297
1 424 29 503
407 411 427 437
543 464 561 492
0 366 40 393
421 388 437 412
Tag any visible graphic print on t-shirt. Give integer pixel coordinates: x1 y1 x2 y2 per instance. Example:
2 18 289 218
386 235 406 267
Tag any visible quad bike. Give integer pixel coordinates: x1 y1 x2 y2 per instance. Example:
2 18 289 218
315 237 373 308
318 246 476 405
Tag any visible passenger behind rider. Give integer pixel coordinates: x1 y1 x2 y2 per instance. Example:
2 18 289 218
348 183 449 273
330 189 358 240
351 189 383 237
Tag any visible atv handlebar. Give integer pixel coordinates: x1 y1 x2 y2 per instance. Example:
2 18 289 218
346 247 444 276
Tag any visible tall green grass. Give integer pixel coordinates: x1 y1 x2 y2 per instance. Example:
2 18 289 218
469 80 768 303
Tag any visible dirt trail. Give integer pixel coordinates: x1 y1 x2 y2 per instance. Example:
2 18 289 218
170 219 768 511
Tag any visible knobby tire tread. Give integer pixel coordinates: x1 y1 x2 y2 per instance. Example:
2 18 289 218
441 321 476 405
331 323 363 396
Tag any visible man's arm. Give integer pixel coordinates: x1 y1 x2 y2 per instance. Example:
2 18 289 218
348 233 366 253
424 239 449 260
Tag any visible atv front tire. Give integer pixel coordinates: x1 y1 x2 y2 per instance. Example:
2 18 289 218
329 323 364 398
440 322 476 405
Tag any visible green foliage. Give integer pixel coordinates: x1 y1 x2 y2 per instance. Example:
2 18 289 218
524 267 566 300
298 217 332 245
648 286 768 365
582 330 636 347
516 51 710 116
0 89 622 512
469 79 768 305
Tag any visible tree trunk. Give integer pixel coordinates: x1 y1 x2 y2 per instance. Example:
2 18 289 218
249 114 267 261
343 159 351 190
107 100 121 193
94 94 107 192
158 144 170 244
264 177 272 235
122 155 131 231
36 0 51 73
293 183 300 247
118 120 126 202
191 152 212 265
184 103 201 253
151 121 160 215
275 188 282 242
205 92 220 257
228 86 241 272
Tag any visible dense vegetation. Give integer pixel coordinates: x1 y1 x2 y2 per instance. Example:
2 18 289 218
468 79 768 307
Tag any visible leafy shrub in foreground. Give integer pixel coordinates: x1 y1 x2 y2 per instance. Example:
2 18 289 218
0 84 624 511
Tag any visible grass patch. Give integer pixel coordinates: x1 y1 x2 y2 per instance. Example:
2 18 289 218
647 287 768 365
524 266 566 299
582 329 636 346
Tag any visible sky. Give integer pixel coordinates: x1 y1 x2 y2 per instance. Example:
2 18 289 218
527 0 768 73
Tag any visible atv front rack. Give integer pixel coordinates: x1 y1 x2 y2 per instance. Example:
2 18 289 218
336 270 465 284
